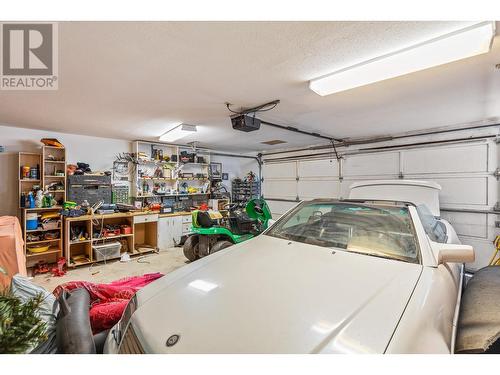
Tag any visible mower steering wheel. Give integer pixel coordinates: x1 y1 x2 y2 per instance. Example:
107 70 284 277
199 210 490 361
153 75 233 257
254 205 264 215
223 203 239 211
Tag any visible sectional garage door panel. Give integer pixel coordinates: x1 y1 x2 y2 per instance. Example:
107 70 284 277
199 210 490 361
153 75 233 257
401 176 490 208
267 200 296 218
459 237 497 272
263 180 297 200
263 162 296 179
262 139 498 271
343 152 400 177
403 143 489 174
440 211 489 239
298 180 340 200
298 159 339 178
432 177 489 206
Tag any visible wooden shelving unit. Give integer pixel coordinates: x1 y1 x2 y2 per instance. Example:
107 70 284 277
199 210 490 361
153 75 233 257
18 147 67 270
18 152 42 208
64 213 156 268
22 207 63 268
132 141 211 200
42 145 66 205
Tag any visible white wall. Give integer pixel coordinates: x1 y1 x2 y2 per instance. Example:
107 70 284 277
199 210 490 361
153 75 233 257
210 154 260 196
0 124 132 217
0 124 256 217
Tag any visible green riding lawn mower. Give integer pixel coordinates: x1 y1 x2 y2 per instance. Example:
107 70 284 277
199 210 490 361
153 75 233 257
183 198 272 261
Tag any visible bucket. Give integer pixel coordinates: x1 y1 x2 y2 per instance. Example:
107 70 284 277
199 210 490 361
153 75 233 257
26 213 38 230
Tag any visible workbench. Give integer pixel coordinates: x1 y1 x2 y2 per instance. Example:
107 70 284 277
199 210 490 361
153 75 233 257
64 211 192 267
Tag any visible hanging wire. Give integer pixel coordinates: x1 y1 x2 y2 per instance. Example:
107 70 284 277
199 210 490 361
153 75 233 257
226 100 280 115
330 139 340 160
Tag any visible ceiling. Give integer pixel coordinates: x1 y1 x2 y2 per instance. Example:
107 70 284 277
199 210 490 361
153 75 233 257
1 21 499 153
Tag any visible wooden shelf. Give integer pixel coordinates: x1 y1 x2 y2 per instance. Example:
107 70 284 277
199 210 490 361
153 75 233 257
44 175 65 178
27 226 61 233
130 248 156 255
26 238 61 245
26 249 61 257
137 192 209 198
20 179 40 182
23 206 63 211
139 177 175 181
70 239 92 245
69 259 92 267
44 160 65 163
138 160 176 166
92 233 133 242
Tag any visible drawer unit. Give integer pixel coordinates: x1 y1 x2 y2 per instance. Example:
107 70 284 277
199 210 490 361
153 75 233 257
133 214 158 224
182 223 192 234
182 215 192 224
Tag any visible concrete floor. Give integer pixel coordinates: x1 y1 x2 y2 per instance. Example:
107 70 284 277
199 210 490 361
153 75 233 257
33 247 188 292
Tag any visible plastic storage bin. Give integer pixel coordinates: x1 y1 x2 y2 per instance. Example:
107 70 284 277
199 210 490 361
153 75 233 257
26 213 38 230
92 241 122 261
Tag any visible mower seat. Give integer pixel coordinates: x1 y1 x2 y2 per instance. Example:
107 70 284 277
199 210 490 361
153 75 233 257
228 212 258 235
196 211 216 228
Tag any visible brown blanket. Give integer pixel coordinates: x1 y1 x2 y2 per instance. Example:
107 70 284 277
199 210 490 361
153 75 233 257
455 266 500 353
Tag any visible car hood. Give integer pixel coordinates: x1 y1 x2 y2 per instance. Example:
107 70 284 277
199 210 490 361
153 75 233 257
130 235 422 353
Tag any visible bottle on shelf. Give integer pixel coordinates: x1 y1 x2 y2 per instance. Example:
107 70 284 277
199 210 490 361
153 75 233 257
27 192 35 208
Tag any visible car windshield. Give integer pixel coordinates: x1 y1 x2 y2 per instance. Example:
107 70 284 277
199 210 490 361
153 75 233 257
266 201 419 263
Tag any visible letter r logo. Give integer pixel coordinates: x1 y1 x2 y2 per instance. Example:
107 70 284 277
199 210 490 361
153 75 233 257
2 24 53 75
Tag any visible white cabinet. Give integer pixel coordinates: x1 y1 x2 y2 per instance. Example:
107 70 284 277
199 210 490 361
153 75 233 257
181 214 193 235
171 216 183 245
157 217 170 250
158 216 183 250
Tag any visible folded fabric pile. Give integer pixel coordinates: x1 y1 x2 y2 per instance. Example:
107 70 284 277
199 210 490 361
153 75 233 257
53 273 163 334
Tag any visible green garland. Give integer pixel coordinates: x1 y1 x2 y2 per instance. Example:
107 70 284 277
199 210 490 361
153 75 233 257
0 290 48 354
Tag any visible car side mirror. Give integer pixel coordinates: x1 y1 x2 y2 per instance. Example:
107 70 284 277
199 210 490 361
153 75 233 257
435 243 475 264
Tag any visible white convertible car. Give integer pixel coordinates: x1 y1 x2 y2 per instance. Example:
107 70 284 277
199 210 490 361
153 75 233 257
104 180 474 354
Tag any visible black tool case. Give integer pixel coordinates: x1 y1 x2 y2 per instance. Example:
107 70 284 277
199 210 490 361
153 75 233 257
68 175 112 205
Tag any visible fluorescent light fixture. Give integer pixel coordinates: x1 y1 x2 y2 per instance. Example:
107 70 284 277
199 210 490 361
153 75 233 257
188 279 218 292
159 123 197 142
309 21 496 96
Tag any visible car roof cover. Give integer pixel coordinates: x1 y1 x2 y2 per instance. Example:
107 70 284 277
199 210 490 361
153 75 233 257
348 180 441 216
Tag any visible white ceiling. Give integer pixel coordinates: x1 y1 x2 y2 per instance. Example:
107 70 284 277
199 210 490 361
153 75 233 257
1 21 499 152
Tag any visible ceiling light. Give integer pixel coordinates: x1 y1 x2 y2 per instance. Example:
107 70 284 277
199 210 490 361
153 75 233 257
309 21 496 96
159 123 197 142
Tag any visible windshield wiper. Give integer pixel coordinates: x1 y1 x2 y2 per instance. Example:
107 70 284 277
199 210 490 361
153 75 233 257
346 249 412 263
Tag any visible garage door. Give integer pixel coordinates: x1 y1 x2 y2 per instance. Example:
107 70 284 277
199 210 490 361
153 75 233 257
399 141 498 272
262 139 499 271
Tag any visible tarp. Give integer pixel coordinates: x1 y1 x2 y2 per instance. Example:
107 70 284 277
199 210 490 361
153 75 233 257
0 216 27 289
455 266 500 353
